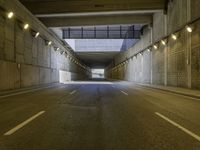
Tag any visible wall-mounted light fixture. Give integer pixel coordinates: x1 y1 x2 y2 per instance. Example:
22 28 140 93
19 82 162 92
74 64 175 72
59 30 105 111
171 34 177 40
186 25 193 33
66 54 69 58
34 32 40 38
161 40 166 46
24 23 29 30
153 44 158 49
60 51 64 55
0 7 88 70
7 12 14 19
48 41 52 46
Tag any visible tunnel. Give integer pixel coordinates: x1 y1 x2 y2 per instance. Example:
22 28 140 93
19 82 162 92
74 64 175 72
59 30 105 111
0 0 200 149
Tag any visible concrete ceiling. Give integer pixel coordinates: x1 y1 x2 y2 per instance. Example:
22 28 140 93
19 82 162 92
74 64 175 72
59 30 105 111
19 0 166 68
20 0 166 14
19 0 166 27
39 14 153 27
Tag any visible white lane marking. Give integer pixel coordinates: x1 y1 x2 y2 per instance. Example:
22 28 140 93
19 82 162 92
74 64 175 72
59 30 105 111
155 112 200 142
70 90 76 95
4 111 45 136
121 90 128 96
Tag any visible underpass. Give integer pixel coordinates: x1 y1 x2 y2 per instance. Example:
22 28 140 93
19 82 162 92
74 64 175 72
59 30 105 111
0 0 200 149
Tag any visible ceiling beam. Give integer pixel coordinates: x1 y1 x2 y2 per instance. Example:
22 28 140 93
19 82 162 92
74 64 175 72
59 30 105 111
39 15 152 27
20 0 165 15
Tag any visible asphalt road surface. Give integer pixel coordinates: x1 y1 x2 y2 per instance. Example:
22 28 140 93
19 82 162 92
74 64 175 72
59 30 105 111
0 81 200 150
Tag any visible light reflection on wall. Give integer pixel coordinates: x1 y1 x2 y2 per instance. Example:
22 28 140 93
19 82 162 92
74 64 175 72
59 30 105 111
59 70 72 83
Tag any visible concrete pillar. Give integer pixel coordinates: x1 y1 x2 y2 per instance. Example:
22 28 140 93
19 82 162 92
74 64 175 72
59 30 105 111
164 14 168 86
150 26 153 84
186 0 192 88
141 54 144 83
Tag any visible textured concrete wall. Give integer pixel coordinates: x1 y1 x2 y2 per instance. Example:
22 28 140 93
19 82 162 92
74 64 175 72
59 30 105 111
0 0 89 91
142 51 151 84
106 0 200 90
152 46 165 85
191 16 200 89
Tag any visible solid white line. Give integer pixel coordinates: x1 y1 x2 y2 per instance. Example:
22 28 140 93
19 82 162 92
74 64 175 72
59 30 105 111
4 111 45 136
70 90 76 95
155 112 200 142
121 90 128 96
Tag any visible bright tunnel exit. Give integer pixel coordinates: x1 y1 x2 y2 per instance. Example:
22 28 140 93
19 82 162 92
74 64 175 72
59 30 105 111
92 69 105 79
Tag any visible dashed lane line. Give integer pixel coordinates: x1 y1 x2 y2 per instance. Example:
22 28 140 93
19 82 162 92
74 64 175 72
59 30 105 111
155 112 200 142
70 90 77 95
4 111 45 136
121 90 128 96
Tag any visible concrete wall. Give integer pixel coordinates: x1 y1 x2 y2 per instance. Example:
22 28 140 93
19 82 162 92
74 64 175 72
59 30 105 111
106 0 200 90
0 0 89 91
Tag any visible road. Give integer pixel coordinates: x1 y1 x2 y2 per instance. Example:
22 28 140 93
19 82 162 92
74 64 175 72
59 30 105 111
0 81 200 150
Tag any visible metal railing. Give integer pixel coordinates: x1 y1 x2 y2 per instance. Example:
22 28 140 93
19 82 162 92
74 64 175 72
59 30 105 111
63 25 141 39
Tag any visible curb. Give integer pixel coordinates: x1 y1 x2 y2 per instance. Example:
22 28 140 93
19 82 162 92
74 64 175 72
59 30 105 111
137 84 200 99
0 83 63 99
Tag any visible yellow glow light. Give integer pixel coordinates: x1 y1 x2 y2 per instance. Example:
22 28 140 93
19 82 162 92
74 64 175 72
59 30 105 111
7 12 14 19
186 26 192 33
24 24 29 30
35 32 40 38
161 40 166 45
172 34 177 40
48 41 52 46
153 45 158 49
